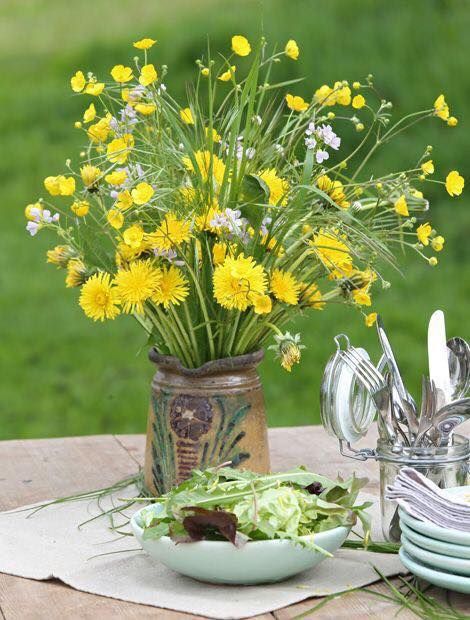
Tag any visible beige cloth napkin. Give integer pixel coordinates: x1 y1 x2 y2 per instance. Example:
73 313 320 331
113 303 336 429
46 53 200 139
0 486 404 619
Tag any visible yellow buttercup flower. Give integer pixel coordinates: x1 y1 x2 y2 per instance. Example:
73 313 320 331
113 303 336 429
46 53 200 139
352 288 372 306
394 195 409 216
213 254 267 311
135 103 156 115
365 312 377 327
147 213 191 251
139 64 158 86
310 228 353 276
270 269 300 305
352 94 366 109
152 266 189 308
258 168 289 206
84 82 105 96
133 38 156 50
106 134 134 164
111 65 133 83
253 294 272 314
71 200 90 217
317 175 350 210
113 260 162 314
25 202 42 220
182 150 226 186
107 209 124 229
116 189 133 210
333 81 351 106
44 175 75 197
231 35 251 57
80 165 101 187
445 170 464 197
314 84 335 106
218 66 236 82
83 103 96 123
71 70 86 93
87 117 111 143
180 107 194 125
105 170 127 185
434 94 449 121
284 39 299 60
431 235 445 252
416 222 432 245
285 93 309 112
123 224 144 249
205 127 222 143
131 182 154 205
44 176 61 196
421 160 434 175
79 272 120 321
65 259 87 288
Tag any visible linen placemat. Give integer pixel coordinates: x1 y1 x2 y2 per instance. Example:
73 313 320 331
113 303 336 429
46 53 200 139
0 486 404 619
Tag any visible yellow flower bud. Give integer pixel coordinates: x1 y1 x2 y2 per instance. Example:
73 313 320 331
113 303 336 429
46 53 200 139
353 81 361 90
447 116 458 127
419 174 425 181
327 112 335 119
74 121 82 128
428 256 438 266
201 67 210 77
356 123 364 132
376 182 383 190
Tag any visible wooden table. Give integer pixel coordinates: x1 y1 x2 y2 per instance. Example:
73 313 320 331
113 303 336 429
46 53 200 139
1 426 469 619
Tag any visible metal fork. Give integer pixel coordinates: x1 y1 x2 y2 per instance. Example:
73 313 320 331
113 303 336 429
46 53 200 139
339 348 397 443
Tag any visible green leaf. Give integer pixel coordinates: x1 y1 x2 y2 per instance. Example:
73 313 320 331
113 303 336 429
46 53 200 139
239 173 270 231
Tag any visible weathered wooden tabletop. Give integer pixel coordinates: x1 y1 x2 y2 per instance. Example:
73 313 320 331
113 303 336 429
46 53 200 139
1 426 469 619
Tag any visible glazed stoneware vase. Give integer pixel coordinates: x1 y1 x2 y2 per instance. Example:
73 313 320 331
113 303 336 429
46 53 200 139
144 349 271 495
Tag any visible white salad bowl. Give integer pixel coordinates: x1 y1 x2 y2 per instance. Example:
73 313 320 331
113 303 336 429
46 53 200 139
131 505 350 585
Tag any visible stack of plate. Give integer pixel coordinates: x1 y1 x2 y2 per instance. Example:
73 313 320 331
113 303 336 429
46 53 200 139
399 487 470 594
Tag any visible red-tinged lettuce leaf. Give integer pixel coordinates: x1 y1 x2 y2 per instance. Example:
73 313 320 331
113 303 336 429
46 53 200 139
180 506 247 547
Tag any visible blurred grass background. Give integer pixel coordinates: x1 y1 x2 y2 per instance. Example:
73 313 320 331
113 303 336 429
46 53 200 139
1 0 469 439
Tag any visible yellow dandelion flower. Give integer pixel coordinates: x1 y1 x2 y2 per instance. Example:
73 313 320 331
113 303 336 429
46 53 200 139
79 272 120 321
285 93 309 112
352 94 366 109
123 224 144 249
46 245 74 268
212 241 228 265
434 94 449 121
352 288 372 306
416 222 432 245
71 200 90 217
83 103 96 123
182 150 226 186
107 209 124 229
445 170 464 197
218 66 236 82
270 269 300 305
213 254 267 311
139 64 158 86
65 259 87 288
110 65 133 83
253 294 272 314
180 107 194 125
71 70 86 93
231 35 251 56
421 160 434 175
135 103 156 115
147 213 191 251
113 260 162 314
105 170 127 185
258 168 289 206
131 182 154 205
394 195 409 216
152 266 189 308
107 134 134 164
317 174 350 209
205 127 221 143
84 82 105 96
365 312 377 327
310 228 353 275
80 165 101 187
300 283 325 310
284 39 299 60
196 204 222 233
133 38 156 50
431 235 445 252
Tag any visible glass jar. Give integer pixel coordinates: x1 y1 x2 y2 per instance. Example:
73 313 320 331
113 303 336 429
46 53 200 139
377 434 470 542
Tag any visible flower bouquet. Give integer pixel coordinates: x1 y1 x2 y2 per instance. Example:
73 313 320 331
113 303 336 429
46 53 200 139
26 34 464 493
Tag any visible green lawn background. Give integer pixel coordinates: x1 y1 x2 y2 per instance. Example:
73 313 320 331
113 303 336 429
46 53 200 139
1 0 469 439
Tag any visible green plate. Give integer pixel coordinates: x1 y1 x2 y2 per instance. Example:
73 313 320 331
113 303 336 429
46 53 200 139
400 521 470 560
401 534 470 576
399 548 470 594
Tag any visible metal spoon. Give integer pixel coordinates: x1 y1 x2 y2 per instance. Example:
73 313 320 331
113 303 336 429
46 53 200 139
430 398 470 446
447 337 470 400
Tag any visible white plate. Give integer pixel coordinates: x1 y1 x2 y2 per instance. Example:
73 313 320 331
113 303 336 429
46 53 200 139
400 520 470 560
399 548 470 594
401 534 470 576
399 500 470 547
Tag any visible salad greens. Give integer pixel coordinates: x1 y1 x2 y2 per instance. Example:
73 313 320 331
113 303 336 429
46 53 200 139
139 467 371 555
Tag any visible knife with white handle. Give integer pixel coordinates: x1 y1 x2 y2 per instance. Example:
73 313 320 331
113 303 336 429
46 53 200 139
428 310 452 406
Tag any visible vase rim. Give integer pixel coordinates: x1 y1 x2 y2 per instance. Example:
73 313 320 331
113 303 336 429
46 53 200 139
148 348 264 376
